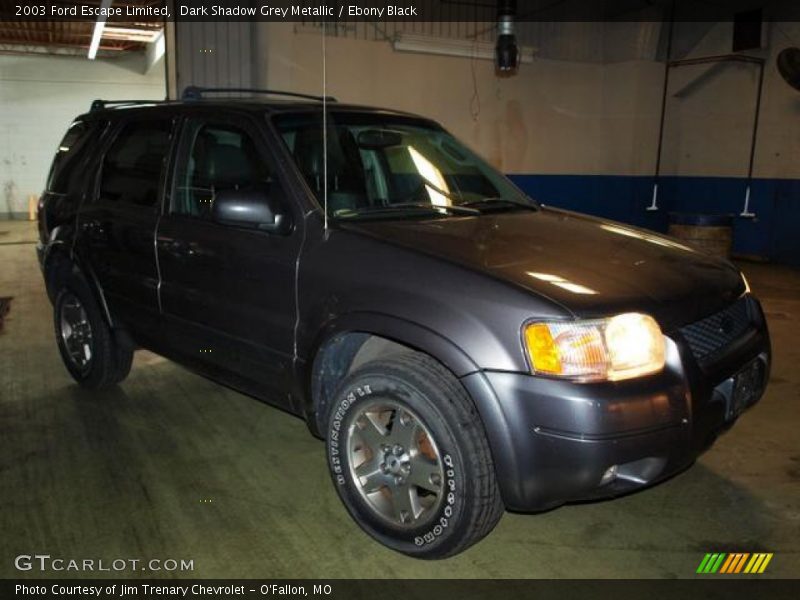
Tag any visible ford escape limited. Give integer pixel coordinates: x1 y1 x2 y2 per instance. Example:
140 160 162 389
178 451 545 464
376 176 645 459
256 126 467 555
37 89 770 558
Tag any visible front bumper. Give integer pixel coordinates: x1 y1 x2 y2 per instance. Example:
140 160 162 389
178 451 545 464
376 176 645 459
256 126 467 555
461 296 771 512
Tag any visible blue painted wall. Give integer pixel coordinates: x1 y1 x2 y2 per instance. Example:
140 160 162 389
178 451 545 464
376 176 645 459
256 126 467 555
508 174 800 267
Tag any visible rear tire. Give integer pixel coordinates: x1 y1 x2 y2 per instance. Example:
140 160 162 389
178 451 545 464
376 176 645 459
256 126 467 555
53 274 133 389
325 352 504 559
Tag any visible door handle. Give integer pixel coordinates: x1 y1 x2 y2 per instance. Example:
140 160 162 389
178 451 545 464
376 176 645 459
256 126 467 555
174 241 196 257
81 220 105 239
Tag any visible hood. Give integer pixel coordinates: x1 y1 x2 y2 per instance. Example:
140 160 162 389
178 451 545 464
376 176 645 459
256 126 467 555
339 208 745 331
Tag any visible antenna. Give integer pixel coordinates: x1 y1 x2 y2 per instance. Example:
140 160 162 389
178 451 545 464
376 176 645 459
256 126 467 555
322 21 329 232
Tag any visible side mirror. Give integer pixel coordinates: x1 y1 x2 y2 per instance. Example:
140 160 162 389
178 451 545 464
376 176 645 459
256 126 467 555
212 187 292 234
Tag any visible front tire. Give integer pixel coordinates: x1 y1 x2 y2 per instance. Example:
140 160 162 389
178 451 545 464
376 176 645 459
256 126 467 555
53 274 133 389
325 353 504 558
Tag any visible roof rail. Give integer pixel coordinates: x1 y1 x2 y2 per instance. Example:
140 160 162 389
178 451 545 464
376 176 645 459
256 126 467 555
181 86 337 103
90 99 168 112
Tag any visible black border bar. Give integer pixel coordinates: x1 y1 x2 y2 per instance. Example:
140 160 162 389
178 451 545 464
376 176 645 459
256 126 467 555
2 0 798 23
3 579 800 600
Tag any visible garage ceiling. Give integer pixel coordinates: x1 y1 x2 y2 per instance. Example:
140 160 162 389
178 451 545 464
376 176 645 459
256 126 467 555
0 0 163 57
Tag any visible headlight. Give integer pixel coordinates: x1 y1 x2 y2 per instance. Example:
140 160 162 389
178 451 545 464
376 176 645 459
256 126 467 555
524 313 666 382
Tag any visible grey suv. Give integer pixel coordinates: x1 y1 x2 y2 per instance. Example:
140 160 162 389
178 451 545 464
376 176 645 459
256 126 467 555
37 88 771 558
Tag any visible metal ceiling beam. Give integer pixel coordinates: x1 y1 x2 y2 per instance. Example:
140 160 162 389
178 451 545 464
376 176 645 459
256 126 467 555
0 43 116 57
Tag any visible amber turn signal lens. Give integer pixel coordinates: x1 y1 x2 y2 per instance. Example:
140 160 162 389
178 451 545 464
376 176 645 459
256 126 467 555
524 323 562 375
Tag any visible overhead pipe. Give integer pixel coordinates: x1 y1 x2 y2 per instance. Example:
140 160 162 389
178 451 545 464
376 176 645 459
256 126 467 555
648 2 676 211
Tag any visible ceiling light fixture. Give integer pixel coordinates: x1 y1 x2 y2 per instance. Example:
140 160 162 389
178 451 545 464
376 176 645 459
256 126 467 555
88 0 113 60
393 33 535 65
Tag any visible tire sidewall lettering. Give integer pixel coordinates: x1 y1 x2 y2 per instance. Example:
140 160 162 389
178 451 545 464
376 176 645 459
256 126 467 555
327 380 460 549
329 385 373 487
413 454 457 547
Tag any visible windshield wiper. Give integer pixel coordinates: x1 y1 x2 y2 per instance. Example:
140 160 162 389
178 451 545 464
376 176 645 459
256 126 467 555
460 197 538 211
337 202 480 218
385 202 480 215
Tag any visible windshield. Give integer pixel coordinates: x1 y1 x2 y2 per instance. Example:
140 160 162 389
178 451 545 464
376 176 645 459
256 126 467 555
273 112 536 220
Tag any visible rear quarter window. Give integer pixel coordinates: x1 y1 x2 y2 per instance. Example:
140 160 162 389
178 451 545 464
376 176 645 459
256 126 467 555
46 120 104 195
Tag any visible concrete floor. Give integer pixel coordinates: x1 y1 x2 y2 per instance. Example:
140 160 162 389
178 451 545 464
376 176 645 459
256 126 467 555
1 220 798 579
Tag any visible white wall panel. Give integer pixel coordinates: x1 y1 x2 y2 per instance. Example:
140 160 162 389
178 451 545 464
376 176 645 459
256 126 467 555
0 53 165 217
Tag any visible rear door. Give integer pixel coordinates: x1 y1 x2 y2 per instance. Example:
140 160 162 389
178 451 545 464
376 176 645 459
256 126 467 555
77 115 176 337
156 112 302 405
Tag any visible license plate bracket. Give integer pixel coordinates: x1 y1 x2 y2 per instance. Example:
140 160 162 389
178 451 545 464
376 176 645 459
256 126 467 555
727 359 762 421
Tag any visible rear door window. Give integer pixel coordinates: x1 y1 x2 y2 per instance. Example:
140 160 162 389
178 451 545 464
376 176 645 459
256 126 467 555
99 119 173 208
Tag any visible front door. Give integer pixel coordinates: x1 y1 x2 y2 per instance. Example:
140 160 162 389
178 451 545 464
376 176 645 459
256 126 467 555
156 114 301 405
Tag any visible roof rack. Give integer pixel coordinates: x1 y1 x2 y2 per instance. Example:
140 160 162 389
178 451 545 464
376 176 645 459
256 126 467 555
181 86 337 103
90 99 169 112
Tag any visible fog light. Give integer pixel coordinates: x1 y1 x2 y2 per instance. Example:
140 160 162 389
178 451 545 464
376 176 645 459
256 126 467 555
600 465 618 485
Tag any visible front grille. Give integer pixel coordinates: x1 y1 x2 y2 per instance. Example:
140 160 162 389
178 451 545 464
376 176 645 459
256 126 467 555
680 297 752 363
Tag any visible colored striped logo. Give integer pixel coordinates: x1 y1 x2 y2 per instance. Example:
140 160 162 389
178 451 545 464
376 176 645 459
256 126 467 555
696 552 773 574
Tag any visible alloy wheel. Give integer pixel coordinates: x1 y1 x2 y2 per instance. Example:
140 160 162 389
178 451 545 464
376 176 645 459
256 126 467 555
59 292 94 374
346 399 445 528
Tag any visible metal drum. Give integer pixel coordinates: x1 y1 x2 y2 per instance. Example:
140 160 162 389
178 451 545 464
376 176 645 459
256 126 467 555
668 213 734 259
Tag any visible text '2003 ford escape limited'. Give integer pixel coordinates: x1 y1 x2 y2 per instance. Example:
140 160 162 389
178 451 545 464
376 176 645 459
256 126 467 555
37 88 771 559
